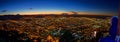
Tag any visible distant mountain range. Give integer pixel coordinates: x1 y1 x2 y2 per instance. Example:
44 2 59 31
0 14 113 20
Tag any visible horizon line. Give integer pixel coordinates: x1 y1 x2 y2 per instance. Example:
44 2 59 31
0 13 116 16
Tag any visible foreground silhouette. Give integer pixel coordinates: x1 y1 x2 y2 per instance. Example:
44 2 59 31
99 16 118 42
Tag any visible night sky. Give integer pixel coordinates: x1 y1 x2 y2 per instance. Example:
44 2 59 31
0 0 119 15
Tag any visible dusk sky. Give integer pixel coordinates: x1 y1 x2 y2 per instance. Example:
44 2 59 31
0 0 119 15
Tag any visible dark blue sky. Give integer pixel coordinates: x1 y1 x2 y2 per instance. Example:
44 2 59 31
0 0 119 15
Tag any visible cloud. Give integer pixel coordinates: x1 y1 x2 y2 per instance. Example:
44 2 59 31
1 10 8 12
29 8 33 10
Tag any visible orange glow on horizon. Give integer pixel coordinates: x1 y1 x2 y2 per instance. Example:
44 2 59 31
18 11 65 15
17 11 100 15
0 11 115 16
